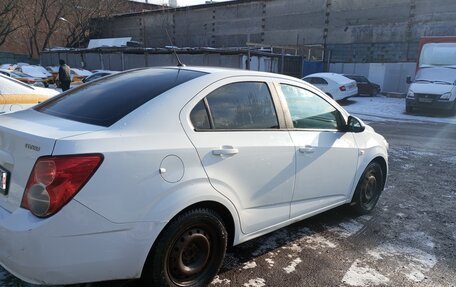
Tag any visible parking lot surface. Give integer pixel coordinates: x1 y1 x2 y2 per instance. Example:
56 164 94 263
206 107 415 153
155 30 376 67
1 116 455 287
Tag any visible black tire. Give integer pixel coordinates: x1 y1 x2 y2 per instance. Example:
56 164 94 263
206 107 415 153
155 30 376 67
370 88 378 97
144 208 227 287
405 105 413 113
351 162 384 215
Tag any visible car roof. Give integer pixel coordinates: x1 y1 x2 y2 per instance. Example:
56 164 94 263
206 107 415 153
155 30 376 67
304 72 352 83
159 66 300 81
343 74 365 77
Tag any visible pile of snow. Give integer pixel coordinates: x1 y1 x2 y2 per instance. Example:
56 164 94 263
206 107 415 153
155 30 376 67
341 95 456 124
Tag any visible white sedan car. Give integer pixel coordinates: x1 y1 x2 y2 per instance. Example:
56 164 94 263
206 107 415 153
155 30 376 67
0 74 58 113
0 67 388 286
303 72 358 100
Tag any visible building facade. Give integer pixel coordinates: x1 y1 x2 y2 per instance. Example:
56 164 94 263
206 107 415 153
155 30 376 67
72 0 456 92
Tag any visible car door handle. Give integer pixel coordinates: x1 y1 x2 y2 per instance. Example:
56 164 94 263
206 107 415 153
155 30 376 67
299 145 315 154
212 147 239 156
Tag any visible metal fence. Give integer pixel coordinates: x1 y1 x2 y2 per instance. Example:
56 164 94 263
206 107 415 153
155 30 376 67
41 49 305 78
0 52 38 65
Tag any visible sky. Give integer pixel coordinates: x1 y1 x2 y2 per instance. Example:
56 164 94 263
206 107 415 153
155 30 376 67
133 0 232 7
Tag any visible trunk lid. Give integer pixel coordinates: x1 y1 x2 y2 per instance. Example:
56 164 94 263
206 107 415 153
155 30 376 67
0 109 102 212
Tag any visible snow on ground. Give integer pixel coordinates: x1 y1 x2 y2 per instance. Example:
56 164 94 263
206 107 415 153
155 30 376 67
327 219 365 238
243 278 266 287
341 95 456 124
342 259 390 286
211 276 231 285
283 257 302 274
343 230 437 286
242 261 257 269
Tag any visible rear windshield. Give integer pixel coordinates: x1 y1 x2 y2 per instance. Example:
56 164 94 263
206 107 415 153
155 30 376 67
35 68 206 127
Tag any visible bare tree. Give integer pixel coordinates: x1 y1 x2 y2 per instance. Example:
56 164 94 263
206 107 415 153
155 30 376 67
0 0 21 47
4 0 128 57
19 0 66 57
63 0 128 48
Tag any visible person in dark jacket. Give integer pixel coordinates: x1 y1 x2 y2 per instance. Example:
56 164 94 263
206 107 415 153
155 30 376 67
58 59 71 91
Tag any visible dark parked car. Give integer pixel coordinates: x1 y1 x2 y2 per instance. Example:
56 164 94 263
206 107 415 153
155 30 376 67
344 74 381 96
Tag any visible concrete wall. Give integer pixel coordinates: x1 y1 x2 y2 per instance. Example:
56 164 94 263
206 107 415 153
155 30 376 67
93 0 456 63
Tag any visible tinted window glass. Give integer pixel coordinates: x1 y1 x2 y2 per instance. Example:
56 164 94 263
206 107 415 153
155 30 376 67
280 84 341 130
303 77 328 85
312 77 328 85
206 82 278 130
190 100 210 129
302 77 313 84
35 68 205 127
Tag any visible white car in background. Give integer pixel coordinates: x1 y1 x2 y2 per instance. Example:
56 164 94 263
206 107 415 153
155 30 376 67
0 74 58 113
15 65 53 87
0 67 388 286
303 73 358 100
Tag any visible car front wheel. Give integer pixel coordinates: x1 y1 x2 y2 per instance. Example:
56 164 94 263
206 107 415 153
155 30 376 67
144 208 227 287
351 162 384 214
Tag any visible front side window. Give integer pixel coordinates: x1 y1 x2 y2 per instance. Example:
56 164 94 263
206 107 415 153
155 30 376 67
280 84 341 130
190 82 279 130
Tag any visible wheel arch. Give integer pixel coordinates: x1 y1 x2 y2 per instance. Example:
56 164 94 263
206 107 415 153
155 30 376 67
141 200 237 277
372 156 388 189
178 201 236 248
349 153 388 202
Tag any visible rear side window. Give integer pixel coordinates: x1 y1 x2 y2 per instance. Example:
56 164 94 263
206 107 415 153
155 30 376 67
190 100 211 129
190 82 279 130
35 68 205 127
312 77 328 85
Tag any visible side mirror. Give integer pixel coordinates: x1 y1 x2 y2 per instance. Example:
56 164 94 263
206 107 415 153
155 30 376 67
346 115 365 133
406 76 412 84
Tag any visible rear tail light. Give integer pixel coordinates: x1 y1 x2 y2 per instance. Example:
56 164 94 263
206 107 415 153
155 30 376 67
339 85 347 91
21 154 103 218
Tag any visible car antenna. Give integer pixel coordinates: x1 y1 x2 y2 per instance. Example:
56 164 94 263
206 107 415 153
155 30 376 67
165 29 186 67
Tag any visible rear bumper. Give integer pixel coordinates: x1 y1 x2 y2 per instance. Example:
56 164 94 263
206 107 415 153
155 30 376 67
406 99 455 111
337 89 358 100
0 200 166 285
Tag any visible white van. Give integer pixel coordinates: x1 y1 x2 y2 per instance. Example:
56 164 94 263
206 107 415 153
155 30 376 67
406 67 456 114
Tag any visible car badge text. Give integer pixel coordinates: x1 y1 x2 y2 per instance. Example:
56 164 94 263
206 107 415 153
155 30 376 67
25 143 40 152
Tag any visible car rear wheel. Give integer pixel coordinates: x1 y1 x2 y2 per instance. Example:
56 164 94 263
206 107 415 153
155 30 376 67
370 88 378 97
351 162 384 215
406 105 413 113
143 208 227 287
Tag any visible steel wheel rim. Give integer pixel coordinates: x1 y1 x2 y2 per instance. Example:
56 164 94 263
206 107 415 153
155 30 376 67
168 226 212 285
360 171 379 209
